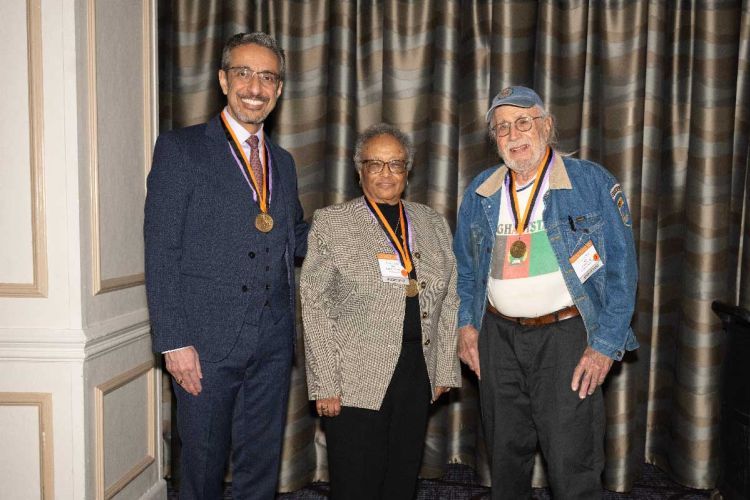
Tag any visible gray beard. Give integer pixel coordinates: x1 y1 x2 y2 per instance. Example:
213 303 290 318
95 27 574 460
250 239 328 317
234 110 268 125
501 146 547 177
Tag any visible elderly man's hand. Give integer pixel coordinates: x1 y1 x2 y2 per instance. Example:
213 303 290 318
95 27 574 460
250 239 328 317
316 396 342 417
571 346 613 399
458 325 481 379
165 346 203 396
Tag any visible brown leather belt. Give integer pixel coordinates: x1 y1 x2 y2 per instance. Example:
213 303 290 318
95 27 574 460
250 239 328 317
486 303 580 327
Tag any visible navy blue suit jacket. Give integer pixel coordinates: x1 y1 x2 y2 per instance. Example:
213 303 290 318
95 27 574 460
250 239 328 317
144 114 308 362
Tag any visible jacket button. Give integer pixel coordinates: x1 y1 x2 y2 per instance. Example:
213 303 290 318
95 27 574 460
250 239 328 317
421 311 428 319
420 281 426 289
241 285 248 292
248 251 255 258
265 284 270 290
414 252 421 259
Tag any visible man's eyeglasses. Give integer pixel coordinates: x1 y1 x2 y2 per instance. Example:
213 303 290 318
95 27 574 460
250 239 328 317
360 159 410 175
225 67 281 87
491 115 544 137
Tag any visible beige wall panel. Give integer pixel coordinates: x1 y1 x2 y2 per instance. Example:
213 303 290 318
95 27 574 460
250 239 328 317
87 334 161 499
0 0 75 324
0 362 76 498
0 405 41 499
103 373 150 487
0 392 54 499
94 356 157 499
84 0 155 327
0 2 33 284
0 0 46 294
90 0 151 294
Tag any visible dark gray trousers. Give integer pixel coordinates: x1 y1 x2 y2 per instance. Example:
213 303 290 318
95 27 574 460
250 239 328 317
478 312 605 500
174 306 294 499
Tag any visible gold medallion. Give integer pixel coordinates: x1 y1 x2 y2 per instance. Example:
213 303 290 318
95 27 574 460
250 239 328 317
509 240 527 259
255 213 274 233
405 278 419 297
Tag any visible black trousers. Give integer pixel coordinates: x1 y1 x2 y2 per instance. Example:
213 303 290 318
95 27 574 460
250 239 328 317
324 341 432 500
478 313 605 500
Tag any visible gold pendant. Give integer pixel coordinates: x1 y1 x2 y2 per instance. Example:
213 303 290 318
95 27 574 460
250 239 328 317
509 240 527 259
405 279 419 297
255 213 274 233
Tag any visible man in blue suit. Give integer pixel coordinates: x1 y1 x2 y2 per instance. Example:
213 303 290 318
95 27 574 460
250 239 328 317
145 32 308 499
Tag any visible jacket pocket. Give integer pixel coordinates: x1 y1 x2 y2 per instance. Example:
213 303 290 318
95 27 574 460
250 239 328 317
562 212 605 261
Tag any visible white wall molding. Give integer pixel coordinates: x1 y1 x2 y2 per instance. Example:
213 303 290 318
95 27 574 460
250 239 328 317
0 309 152 361
0 329 86 361
84 307 149 343
85 321 151 361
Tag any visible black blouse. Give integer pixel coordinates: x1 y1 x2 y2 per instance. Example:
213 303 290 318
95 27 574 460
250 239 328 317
377 202 422 343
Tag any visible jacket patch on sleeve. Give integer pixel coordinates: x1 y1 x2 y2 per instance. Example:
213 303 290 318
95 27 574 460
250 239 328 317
610 183 632 227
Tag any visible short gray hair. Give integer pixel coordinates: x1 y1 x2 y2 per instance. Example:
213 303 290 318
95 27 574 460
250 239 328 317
221 32 286 81
353 123 416 172
487 104 558 148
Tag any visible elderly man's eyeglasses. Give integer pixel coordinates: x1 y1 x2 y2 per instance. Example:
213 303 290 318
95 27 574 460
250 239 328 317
225 67 280 87
360 159 410 174
492 116 544 137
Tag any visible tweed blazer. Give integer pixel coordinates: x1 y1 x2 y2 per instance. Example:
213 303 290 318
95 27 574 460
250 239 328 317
301 196 461 410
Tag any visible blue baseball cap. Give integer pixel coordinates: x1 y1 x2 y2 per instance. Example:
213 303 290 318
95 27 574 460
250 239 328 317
485 86 545 123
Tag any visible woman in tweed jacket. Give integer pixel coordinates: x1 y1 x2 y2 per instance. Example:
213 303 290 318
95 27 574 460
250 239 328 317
301 124 461 499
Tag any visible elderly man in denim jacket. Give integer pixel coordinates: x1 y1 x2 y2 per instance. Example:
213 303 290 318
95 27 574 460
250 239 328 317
454 86 638 499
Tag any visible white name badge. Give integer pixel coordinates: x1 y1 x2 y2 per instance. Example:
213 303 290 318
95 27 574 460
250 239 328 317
569 240 603 283
377 253 409 284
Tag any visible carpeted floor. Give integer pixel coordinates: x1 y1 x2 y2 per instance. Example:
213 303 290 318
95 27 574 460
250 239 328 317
169 463 714 499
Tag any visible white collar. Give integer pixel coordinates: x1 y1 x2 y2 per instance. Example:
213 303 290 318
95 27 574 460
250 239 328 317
222 107 264 145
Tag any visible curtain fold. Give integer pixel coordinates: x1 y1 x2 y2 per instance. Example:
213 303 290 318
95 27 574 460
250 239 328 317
158 0 750 492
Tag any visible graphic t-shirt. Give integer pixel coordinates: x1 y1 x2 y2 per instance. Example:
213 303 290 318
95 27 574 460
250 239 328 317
486 173 574 318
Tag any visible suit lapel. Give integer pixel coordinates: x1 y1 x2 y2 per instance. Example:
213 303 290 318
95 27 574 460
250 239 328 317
204 114 255 197
265 138 286 205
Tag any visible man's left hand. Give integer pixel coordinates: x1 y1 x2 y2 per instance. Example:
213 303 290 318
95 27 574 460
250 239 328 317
571 346 614 399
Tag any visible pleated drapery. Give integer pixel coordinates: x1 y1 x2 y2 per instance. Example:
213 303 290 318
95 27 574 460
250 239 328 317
157 0 750 493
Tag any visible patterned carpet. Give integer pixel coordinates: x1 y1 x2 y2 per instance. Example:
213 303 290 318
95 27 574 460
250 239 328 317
169 463 714 499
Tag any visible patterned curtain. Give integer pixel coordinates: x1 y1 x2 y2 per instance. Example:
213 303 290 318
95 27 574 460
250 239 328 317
157 0 750 492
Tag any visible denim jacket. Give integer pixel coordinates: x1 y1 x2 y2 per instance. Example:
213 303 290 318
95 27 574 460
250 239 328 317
454 152 638 360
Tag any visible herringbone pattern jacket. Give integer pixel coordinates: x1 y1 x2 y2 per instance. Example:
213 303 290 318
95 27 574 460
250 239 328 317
301 197 461 410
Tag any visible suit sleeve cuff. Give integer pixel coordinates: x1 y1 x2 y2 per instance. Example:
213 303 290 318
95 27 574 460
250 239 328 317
162 346 190 354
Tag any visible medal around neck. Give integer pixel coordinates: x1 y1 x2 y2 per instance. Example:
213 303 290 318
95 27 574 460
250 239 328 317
255 213 274 233
365 197 418 295
220 113 274 234
509 240 527 259
506 148 552 243
405 278 419 297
